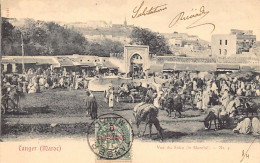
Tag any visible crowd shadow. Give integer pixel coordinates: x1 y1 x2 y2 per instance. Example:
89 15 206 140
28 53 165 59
140 130 188 141
162 130 188 139
23 106 53 114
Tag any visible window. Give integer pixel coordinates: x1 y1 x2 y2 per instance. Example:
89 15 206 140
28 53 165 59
219 49 221 55
225 40 227 45
220 40 222 45
224 49 227 55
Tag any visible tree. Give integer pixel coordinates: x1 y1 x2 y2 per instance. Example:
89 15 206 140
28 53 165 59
87 39 124 57
2 19 124 57
1 19 89 56
130 27 172 56
1 18 15 55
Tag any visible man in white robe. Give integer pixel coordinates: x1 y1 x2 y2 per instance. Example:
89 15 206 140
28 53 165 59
233 117 251 134
202 89 210 110
221 90 230 108
252 117 260 135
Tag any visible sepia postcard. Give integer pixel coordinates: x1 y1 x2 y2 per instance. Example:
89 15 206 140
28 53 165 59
0 0 260 162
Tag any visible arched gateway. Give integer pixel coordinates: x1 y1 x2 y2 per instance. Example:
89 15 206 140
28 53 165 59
130 53 143 73
124 45 150 73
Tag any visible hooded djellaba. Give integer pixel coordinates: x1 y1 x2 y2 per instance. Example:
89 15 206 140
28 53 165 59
85 90 98 119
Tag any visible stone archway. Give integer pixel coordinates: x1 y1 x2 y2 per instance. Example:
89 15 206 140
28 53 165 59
124 45 150 73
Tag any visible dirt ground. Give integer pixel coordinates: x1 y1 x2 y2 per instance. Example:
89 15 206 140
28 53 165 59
1 89 260 143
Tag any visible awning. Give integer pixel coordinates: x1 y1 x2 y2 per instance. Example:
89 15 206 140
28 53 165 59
216 64 240 70
102 61 118 69
2 57 59 66
147 65 163 73
163 63 216 72
35 58 58 66
74 62 95 67
176 63 216 71
13 58 36 64
56 57 74 67
163 63 174 71
1 58 16 64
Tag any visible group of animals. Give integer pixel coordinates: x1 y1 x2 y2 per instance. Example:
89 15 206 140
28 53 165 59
204 97 259 130
133 94 259 141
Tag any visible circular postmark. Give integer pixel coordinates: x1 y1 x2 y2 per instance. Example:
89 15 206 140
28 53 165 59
87 113 134 160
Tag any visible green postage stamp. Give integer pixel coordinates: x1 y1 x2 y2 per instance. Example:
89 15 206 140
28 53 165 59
87 113 133 162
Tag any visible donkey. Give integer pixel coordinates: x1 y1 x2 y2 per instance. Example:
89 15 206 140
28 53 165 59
163 95 183 118
204 105 229 130
133 103 163 140
204 111 218 130
244 100 259 117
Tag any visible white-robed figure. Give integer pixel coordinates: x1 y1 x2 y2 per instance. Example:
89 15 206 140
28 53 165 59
39 77 46 86
226 99 236 117
241 81 245 90
221 89 230 108
252 117 260 135
154 91 163 109
105 85 113 103
233 117 251 134
202 88 210 110
195 91 202 110
211 81 218 94
109 91 114 109
221 83 229 93
193 80 197 91
28 77 37 94
237 87 242 96
256 86 260 96
59 77 64 88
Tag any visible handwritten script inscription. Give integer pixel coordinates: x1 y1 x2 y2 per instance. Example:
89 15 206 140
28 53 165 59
240 137 257 162
169 6 215 33
132 1 167 18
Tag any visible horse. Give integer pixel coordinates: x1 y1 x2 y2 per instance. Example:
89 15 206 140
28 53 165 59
133 102 163 140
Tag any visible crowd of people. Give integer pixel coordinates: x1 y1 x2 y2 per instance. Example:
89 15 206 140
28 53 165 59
103 71 260 134
157 72 260 135
1 67 95 94
1 65 260 135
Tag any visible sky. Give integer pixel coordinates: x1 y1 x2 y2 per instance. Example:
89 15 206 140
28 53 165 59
1 0 260 41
